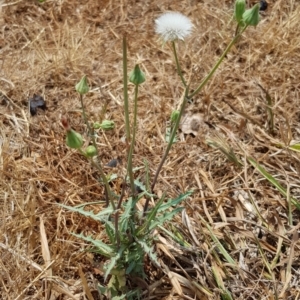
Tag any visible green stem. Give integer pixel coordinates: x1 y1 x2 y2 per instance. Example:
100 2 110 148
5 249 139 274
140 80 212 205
122 36 135 193
79 94 114 209
123 36 131 143
79 94 92 134
90 158 115 210
146 86 189 212
127 84 139 195
189 25 248 99
172 41 187 87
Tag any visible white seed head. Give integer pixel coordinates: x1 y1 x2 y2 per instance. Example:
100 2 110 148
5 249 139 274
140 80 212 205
155 12 193 42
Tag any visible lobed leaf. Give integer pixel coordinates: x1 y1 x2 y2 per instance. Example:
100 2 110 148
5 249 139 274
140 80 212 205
72 233 114 258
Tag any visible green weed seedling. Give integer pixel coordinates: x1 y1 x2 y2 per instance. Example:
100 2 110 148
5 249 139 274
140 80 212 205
60 1 262 298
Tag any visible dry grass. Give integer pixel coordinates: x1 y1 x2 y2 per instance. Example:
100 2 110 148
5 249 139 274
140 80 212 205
1 0 300 299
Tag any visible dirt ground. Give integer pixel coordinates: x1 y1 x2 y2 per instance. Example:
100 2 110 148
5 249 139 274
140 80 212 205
1 0 300 299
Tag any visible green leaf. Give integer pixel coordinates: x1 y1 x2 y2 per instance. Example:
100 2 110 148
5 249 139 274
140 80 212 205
134 179 155 198
165 127 178 143
212 263 233 300
59 203 114 222
135 239 158 266
105 221 116 244
104 245 126 280
119 197 135 232
288 143 300 152
136 194 166 237
199 217 236 265
126 260 137 275
158 191 192 212
248 157 300 210
158 225 190 247
149 207 184 231
143 159 151 192
73 233 114 258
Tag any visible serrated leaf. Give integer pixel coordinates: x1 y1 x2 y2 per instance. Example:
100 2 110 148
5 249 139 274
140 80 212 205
149 207 184 230
59 203 113 222
126 260 137 275
135 239 158 266
136 194 166 237
105 221 116 244
73 233 114 258
119 198 135 232
104 245 126 280
134 179 155 197
158 191 192 213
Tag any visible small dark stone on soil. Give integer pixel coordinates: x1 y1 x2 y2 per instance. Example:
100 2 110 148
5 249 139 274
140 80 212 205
260 0 268 11
29 94 46 116
106 158 119 168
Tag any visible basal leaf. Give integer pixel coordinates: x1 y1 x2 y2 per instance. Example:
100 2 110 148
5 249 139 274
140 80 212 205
104 245 126 280
59 203 114 222
73 233 114 258
158 191 192 212
149 207 184 231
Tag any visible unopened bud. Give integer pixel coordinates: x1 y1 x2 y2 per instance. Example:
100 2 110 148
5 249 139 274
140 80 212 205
85 145 97 157
93 122 101 129
129 64 146 85
99 120 115 130
66 129 83 149
243 3 260 26
234 0 246 24
170 110 180 123
75 75 89 95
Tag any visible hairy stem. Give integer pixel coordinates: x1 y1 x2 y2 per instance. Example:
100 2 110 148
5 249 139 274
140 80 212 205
144 87 189 213
172 41 187 87
189 25 248 99
123 36 135 194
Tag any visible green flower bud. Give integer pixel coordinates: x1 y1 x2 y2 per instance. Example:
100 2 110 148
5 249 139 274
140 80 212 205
129 64 146 85
170 110 180 123
93 122 101 129
75 75 89 95
66 129 83 149
243 3 260 27
234 0 246 24
100 120 115 130
85 145 97 157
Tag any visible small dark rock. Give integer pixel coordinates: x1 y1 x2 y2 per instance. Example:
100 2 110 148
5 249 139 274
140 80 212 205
260 0 268 11
29 94 46 116
106 158 119 168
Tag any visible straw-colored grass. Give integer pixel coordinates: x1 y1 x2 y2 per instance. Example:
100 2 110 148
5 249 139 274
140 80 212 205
1 0 300 299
